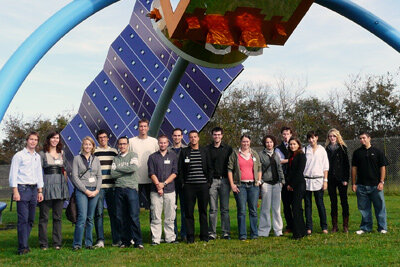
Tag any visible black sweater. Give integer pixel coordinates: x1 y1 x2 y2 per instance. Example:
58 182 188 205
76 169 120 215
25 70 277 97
286 153 306 188
326 145 350 183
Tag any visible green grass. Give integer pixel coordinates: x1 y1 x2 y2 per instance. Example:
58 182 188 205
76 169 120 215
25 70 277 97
1 194 400 266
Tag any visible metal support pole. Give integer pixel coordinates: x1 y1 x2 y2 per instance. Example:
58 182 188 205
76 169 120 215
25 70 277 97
148 57 189 137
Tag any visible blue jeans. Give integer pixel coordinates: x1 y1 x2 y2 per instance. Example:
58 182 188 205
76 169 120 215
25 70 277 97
16 185 37 252
94 188 119 244
174 182 186 239
234 184 259 239
115 187 143 246
73 187 99 248
208 178 231 237
356 185 387 232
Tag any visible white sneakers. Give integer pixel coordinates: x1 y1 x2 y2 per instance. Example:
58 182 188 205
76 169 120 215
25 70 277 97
94 240 105 248
379 229 388 234
356 229 388 235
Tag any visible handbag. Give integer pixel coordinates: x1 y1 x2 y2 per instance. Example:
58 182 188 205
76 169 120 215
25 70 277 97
65 190 77 224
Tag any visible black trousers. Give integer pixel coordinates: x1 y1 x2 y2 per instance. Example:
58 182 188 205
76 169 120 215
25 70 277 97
281 184 294 230
291 183 306 239
183 183 209 242
328 179 349 218
39 199 64 248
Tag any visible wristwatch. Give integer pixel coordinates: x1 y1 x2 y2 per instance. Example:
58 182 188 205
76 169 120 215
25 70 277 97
164 182 168 187
380 181 385 184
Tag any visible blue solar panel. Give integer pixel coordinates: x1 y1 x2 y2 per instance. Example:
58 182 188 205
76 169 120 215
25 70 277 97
61 0 243 164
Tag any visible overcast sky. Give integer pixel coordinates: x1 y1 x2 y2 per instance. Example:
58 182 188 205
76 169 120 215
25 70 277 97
0 0 399 136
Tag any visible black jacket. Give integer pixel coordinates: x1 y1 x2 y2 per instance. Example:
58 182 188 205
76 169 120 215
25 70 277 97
286 153 306 188
178 146 213 185
326 145 350 183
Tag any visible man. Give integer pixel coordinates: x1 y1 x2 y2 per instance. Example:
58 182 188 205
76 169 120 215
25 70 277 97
352 132 388 234
148 135 178 245
93 130 119 248
178 130 212 243
275 126 294 233
9 132 44 255
129 118 159 209
206 127 232 240
112 137 143 249
303 131 329 234
169 128 187 241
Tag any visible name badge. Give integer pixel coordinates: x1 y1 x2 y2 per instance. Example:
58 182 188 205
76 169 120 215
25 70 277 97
54 159 61 165
164 160 171 165
88 177 95 183
184 158 190 163
253 157 256 162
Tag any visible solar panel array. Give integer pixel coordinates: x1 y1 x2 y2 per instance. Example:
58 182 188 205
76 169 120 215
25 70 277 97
60 0 243 171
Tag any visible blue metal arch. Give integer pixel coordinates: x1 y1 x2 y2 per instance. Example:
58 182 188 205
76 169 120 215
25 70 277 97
0 0 120 122
0 0 399 123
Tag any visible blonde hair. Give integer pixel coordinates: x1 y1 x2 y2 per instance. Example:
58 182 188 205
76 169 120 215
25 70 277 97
80 136 96 154
325 128 346 147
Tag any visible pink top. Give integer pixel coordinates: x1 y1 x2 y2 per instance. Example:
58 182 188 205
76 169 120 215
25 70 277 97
238 153 254 181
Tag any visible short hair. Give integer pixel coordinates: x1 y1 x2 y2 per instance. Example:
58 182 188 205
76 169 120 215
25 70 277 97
26 131 39 141
80 136 96 154
43 131 63 153
240 133 251 141
172 128 183 135
117 136 129 144
158 134 169 140
359 131 371 138
96 129 109 140
188 130 199 136
306 131 318 140
138 118 149 126
280 126 292 134
211 126 223 135
262 135 277 148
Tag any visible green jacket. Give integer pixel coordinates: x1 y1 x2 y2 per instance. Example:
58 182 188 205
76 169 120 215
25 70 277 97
227 148 262 186
111 152 139 190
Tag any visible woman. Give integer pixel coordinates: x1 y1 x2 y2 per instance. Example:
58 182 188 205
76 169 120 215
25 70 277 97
71 136 102 250
325 128 350 232
228 134 262 240
286 137 307 239
258 135 285 237
38 131 69 250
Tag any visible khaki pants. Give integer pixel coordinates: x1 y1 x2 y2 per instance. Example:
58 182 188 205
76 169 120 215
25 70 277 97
150 191 176 243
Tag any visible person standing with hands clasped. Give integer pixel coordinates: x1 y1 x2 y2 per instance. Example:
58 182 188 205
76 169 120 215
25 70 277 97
71 137 102 250
9 132 44 255
352 132 388 235
148 135 178 245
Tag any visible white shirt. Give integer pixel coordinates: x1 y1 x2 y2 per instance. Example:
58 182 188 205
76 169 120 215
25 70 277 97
302 145 329 191
9 148 44 188
129 136 159 184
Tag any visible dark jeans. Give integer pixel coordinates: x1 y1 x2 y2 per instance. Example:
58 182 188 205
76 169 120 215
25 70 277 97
174 182 186 239
115 187 143 246
328 180 349 218
183 183 209 242
94 188 120 244
16 185 37 253
138 183 151 210
305 189 328 231
39 199 64 248
281 184 294 231
291 183 306 239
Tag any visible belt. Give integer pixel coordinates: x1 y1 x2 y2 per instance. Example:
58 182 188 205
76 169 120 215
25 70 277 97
304 176 324 179
213 176 225 179
44 166 62 175
241 181 254 185
18 184 37 188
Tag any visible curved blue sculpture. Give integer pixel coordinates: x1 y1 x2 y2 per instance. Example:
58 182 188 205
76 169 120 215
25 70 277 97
0 0 120 123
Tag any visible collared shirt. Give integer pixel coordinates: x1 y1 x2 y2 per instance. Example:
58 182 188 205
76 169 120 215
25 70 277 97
207 142 232 178
148 150 177 193
275 142 289 161
9 148 44 188
303 145 329 191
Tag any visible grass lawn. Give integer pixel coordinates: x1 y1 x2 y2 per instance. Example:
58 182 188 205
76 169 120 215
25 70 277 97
0 194 399 266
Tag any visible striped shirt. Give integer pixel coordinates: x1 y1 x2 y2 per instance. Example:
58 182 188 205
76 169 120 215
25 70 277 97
186 149 207 184
94 146 118 188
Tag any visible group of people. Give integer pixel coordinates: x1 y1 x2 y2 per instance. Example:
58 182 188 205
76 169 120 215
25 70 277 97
9 120 389 254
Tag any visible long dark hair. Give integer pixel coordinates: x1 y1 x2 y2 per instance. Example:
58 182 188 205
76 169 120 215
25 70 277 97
43 131 63 153
288 137 303 158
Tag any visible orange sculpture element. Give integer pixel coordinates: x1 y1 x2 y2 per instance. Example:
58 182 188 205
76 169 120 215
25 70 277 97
275 23 287 36
203 15 234 46
236 12 267 48
186 16 201 30
148 8 162 22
